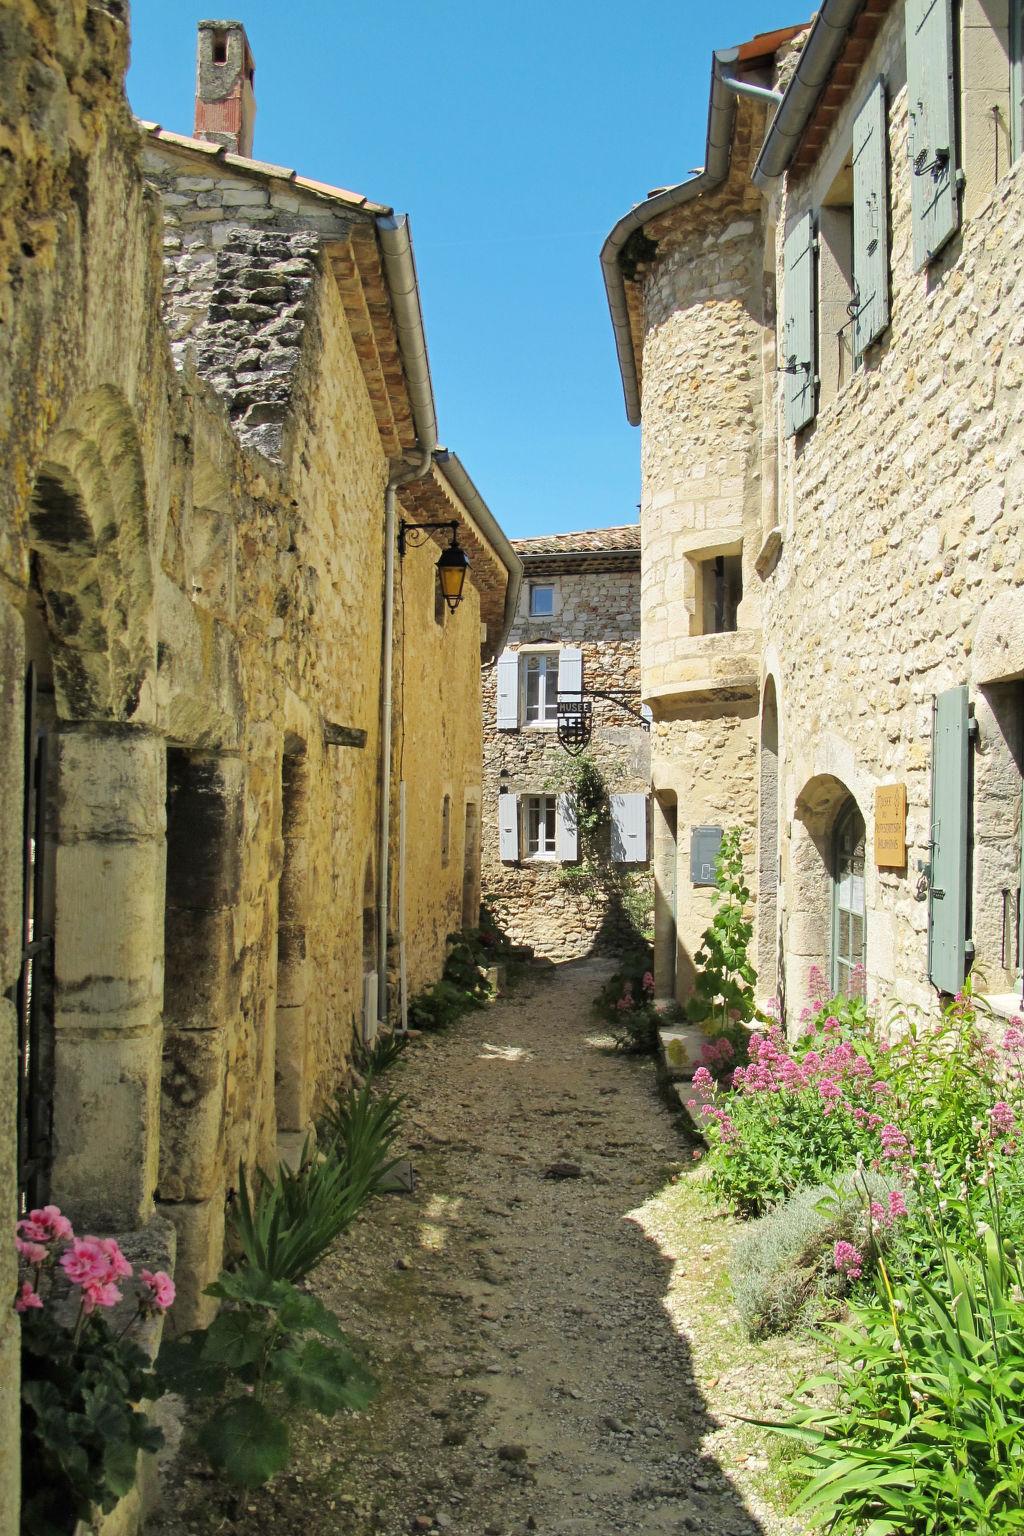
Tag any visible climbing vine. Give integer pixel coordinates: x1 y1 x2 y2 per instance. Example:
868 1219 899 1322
683 827 758 1027
544 754 652 949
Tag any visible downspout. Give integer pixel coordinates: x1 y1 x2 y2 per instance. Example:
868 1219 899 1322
752 0 866 189
375 213 438 1026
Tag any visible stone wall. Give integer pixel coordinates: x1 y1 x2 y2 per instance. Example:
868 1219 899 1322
0 6 508 1522
481 558 652 960
763 2 1024 1019
632 98 770 1004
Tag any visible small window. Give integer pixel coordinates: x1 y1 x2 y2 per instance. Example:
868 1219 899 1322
698 554 742 635
441 794 451 866
832 799 867 998
1013 0 1024 163
529 583 554 617
525 795 557 859
212 29 228 64
523 652 559 724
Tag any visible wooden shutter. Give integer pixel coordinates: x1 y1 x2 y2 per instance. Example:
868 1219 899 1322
496 651 519 730
928 686 971 994
498 793 519 861
556 793 578 862
559 646 583 697
852 78 890 356
610 794 649 864
906 0 959 271
782 212 817 436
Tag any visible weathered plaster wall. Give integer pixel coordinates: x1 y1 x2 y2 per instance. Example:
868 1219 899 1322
766 3 1024 1017
481 561 652 960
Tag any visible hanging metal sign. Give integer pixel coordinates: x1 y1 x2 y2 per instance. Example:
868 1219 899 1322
556 697 593 756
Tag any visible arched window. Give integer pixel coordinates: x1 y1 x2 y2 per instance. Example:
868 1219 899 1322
832 798 866 997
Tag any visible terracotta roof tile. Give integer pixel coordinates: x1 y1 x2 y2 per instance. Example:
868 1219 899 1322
511 524 641 556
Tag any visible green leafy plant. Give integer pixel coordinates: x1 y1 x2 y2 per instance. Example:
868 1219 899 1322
593 956 658 1053
545 754 653 948
407 930 493 1030
354 1027 408 1080
770 1185 1024 1533
156 1266 374 1489
683 827 757 1026
234 1083 402 1283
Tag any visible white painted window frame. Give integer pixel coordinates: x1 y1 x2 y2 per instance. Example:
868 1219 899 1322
522 651 560 729
528 582 555 617
524 794 558 860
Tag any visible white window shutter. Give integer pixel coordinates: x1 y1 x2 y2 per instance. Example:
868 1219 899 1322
498 793 519 860
611 793 649 863
559 646 583 697
556 793 578 862
496 651 519 729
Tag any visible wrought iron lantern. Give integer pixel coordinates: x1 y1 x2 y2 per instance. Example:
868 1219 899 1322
398 519 470 613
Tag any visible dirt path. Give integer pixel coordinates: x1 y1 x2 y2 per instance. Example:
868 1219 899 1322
157 959 808 1536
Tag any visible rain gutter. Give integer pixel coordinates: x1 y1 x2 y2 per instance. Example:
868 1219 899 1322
752 0 867 188
375 212 437 1026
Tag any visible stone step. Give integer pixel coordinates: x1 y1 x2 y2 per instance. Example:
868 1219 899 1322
658 1024 711 1081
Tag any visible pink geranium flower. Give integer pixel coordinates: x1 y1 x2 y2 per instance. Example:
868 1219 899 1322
14 1281 43 1313
141 1270 176 1311
81 1281 122 1314
15 1237 48 1265
60 1235 132 1290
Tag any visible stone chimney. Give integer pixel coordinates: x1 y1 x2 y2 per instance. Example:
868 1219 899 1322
194 20 256 158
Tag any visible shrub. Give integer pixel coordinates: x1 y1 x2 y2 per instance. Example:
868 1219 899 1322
773 1185 1024 1533
730 1171 905 1338
407 931 492 1030
156 1266 374 1489
593 956 658 1053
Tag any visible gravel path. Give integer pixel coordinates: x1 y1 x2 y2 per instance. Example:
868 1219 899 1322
156 958 809 1536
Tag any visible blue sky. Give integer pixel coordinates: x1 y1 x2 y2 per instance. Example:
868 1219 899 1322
127 2 798 540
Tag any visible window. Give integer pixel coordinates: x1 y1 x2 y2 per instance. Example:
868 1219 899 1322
529 583 554 617
832 798 867 998
441 793 451 866
1013 0 1024 162
696 552 742 634
524 652 559 724
525 795 557 859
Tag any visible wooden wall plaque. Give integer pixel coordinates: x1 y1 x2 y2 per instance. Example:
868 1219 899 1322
874 783 907 868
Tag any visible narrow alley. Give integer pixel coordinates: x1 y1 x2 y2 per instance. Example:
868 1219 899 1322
155 960 804 1536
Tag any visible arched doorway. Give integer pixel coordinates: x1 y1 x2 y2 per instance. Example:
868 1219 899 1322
832 797 866 998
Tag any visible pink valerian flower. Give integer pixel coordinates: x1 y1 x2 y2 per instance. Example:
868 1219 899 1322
869 1200 891 1229
765 995 782 1019
1003 1021 1024 1052
872 1080 890 1097
691 1066 715 1093
140 1270 175 1310
15 1238 48 1265
808 965 829 1006
989 1101 1017 1139
879 1123 911 1162
833 1240 863 1280
14 1281 44 1313
641 971 655 996
888 1189 908 1219
700 1104 739 1143
818 1078 842 1102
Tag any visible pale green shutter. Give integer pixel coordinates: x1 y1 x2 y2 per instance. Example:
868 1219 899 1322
906 0 960 270
852 78 890 356
782 212 816 436
928 685 971 994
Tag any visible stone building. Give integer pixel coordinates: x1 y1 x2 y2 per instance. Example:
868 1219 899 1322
602 2 1024 1025
0 10 517 1525
481 527 652 959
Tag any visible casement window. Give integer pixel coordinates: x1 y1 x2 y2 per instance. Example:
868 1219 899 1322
529 583 555 617
832 799 867 999
905 0 960 270
1013 0 1024 162
495 646 583 730
524 653 560 725
497 791 578 862
525 795 558 859
781 211 818 435
698 552 742 634
928 685 973 994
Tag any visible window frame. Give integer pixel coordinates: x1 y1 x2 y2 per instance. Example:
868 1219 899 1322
522 651 560 728
831 797 867 998
528 582 555 617
524 794 558 860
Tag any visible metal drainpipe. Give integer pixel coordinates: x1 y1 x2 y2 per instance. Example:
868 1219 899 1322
377 445 432 1025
